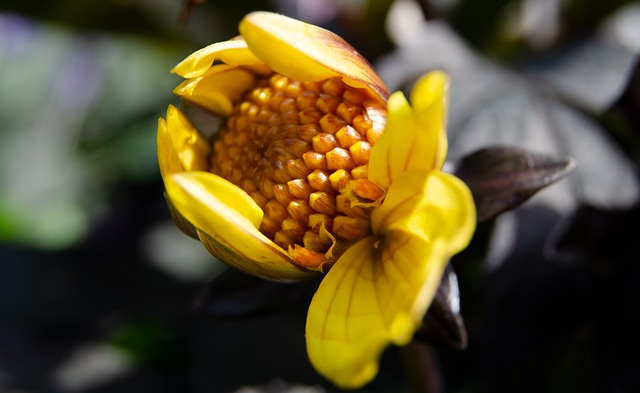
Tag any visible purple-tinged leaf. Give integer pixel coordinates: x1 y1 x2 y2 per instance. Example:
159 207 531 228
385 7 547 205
525 35 637 113
453 146 575 222
377 21 639 212
415 265 468 349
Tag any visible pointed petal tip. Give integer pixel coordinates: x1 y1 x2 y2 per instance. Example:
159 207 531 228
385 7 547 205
369 70 452 188
171 39 261 79
410 71 449 121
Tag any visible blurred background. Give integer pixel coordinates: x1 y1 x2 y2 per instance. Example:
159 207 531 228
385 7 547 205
1 0 639 392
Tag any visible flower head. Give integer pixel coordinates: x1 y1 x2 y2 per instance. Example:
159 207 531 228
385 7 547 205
158 11 475 389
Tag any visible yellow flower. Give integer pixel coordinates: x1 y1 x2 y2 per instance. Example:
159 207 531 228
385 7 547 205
158 11 475 389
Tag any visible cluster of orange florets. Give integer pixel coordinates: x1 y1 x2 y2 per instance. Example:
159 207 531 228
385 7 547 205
210 73 387 258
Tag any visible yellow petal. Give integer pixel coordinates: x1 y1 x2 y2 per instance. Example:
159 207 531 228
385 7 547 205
171 39 266 79
164 193 199 240
306 229 450 389
368 72 450 189
165 171 317 282
173 66 258 116
157 105 211 177
239 11 389 102
157 117 182 177
411 71 449 169
372 169 475 256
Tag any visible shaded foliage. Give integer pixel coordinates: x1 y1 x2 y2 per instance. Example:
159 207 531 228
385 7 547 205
1 0 639 392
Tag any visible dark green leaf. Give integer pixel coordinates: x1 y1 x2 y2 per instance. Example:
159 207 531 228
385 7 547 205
0 14 182 249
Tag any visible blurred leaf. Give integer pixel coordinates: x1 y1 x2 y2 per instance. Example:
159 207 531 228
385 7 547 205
84 117 164 188
109 319 186 370
561 0 636 37
545 202 640 270
525 34 638 113
602 2 640 54
415 265 468 349
447 0 512 51
142 221 220 282
453 146 575 222
229 380 326 393
0 14 182 249
52 343 134 393
446 0 633 58
477 200 640 392
192 268 317 319
377 20 639 212
0 0 184 39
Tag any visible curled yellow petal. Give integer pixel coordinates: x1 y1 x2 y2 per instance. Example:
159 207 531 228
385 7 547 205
165 171 317 282
368 71 450 190
239 11 389 102
157 105 210 177
157 117 182 177
171 39 266 79
173 66 257 116
372 169 476 256
164 193 199 240
306 228 450 389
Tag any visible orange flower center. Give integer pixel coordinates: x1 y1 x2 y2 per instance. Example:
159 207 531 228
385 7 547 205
210 73 387 267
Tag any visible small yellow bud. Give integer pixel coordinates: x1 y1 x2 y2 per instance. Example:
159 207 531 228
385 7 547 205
326 147 354 171
332 216 370 240
303 230 333 253
350 141 371 165
316 94 341 114
309 191 337 216
307 170 333 192
319 113 346 134
312 133 339 153
308 213 333 232
329 169 352 191
288 178 313 199
335 125 362 149
303 151 328 170
287 199 315 224
336 101 360 123
282 217 305 242
321 78 345 96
